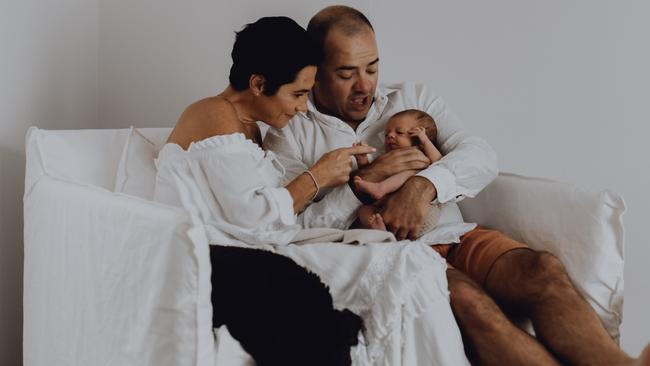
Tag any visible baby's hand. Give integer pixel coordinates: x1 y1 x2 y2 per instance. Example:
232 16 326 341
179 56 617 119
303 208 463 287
353 141 370 167
408 126 427 138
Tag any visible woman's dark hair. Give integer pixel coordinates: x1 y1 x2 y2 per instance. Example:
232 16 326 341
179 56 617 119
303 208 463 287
229 17 323 96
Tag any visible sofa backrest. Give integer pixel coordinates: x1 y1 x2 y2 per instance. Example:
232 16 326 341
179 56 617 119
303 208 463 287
25 127 171 193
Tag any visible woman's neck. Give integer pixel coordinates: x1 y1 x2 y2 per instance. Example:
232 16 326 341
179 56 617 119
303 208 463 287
219 86 258 124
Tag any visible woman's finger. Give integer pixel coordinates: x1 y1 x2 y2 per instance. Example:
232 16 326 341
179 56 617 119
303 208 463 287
342 145 376 156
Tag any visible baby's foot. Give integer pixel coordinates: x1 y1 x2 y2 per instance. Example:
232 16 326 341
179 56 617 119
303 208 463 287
367 213 387 231
354 176 386 200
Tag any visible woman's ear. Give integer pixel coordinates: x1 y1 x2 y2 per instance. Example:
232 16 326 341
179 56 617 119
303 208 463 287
249 74 265 96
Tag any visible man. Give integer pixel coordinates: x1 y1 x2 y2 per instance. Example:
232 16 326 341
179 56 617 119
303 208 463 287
264 5 647 365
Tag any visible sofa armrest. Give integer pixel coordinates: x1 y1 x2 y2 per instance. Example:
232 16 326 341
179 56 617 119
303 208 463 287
23 177 214 366
458 172 625 340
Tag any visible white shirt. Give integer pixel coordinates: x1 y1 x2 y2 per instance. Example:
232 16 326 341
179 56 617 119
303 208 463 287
263 82 498 244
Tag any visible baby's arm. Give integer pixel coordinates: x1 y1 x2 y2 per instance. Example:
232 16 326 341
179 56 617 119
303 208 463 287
353 141 370 167
409 127 442 163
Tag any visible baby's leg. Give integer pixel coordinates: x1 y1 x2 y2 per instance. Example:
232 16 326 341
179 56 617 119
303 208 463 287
354 170 418 200
357 205 387 231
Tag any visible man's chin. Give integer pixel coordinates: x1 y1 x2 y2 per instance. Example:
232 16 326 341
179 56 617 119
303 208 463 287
345 109 370 124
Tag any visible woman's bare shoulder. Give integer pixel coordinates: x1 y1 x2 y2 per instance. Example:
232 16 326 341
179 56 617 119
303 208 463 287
168 97 245 149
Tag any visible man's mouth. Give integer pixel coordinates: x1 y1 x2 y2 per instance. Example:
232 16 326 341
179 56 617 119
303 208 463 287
349 95 369 110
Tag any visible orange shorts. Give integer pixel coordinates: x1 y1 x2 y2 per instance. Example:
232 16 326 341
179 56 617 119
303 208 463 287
433 226 529 286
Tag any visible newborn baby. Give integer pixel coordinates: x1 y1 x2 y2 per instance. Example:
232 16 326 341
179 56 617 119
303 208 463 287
354 109 443 237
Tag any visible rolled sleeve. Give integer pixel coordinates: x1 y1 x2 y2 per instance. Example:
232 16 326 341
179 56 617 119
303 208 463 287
416 164 459 203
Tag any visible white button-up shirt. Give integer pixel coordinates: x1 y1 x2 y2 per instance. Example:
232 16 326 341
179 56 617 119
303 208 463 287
264 82 498 244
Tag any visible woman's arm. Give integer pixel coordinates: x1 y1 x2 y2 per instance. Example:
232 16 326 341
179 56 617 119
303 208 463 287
286 145 377 213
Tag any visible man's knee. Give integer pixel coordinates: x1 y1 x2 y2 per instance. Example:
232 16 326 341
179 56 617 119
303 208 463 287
448 270 508 332
518 250 573 300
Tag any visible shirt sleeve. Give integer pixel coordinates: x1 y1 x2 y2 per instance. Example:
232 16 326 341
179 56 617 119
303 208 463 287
165 145 300 246
414 85 499 203
264 125 362 229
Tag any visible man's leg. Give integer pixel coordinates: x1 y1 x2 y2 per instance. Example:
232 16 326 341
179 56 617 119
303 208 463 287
446 267 560 365
484 248 634 366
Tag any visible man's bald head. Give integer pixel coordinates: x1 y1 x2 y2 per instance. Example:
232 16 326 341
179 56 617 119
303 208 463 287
307 5 374 52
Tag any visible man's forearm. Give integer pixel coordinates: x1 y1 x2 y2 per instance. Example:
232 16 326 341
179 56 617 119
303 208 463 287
403 175 437 203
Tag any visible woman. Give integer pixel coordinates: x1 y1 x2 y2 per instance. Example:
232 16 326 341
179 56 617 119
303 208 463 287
155 17 469 366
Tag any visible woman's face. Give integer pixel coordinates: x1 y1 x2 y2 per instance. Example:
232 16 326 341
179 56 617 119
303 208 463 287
258 66 317 128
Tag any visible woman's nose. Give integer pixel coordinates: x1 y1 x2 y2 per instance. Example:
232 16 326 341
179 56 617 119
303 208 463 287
296 99 308 113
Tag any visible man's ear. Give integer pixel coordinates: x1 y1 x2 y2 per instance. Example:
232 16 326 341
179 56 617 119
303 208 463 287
249 74 265 96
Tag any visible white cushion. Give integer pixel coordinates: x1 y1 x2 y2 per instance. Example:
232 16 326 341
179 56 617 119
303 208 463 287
113 127 171 200
458 172 625 341
25 127 129 190
114 127 157 199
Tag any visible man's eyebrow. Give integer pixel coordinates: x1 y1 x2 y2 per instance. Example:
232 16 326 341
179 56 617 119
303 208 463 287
336 58 380 72
293 89 310 93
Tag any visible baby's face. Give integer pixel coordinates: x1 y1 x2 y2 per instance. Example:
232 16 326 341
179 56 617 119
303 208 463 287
384 116 418 151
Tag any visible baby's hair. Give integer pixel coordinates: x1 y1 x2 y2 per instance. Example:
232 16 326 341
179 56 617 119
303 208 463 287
391 109 438 144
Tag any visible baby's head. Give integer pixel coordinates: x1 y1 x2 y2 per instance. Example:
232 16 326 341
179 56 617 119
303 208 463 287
384 109 437 151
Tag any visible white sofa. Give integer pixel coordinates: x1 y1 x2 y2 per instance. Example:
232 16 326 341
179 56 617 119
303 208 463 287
23 127 626 366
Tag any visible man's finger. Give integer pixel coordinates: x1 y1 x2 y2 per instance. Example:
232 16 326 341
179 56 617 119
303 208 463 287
396 228 409 241
404 161 430 170
407 226 421 241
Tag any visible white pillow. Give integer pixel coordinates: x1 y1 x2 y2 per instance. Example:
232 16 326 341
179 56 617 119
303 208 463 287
114 127 159 200
458 172 625 341
25 127 129 190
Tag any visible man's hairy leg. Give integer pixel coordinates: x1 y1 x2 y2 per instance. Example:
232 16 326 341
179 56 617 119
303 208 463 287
447 268 560 365
485 248 635 366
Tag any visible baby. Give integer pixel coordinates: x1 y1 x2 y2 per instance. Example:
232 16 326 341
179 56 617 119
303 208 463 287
354 109 443 236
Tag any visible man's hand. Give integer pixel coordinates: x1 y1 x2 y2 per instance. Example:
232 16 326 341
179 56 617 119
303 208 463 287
355 147 430 183
381 176 437 240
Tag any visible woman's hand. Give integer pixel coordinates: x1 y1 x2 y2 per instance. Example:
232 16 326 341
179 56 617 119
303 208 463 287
352 141 371 167
309 145 376 188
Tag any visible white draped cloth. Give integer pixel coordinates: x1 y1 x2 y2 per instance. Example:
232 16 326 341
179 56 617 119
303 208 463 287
154 133 469 366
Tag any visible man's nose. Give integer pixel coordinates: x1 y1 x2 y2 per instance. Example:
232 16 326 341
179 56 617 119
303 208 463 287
354 75 372 94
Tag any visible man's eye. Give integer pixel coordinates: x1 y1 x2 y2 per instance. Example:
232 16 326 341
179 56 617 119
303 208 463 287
367 69 377 75
338 74 353 80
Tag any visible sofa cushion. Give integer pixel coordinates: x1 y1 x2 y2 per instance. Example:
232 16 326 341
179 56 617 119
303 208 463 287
459 172 625 341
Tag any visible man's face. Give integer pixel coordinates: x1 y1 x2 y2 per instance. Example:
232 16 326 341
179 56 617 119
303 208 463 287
313 28 379 124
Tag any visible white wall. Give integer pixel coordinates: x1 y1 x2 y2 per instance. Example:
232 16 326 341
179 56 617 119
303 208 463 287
0 1 99 365
98 0 650 356
98 0 367 127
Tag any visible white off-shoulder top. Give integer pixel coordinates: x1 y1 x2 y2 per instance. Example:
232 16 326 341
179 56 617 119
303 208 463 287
154 133 301 246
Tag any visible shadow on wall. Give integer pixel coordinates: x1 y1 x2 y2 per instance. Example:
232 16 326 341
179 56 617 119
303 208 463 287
0 145 24 366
